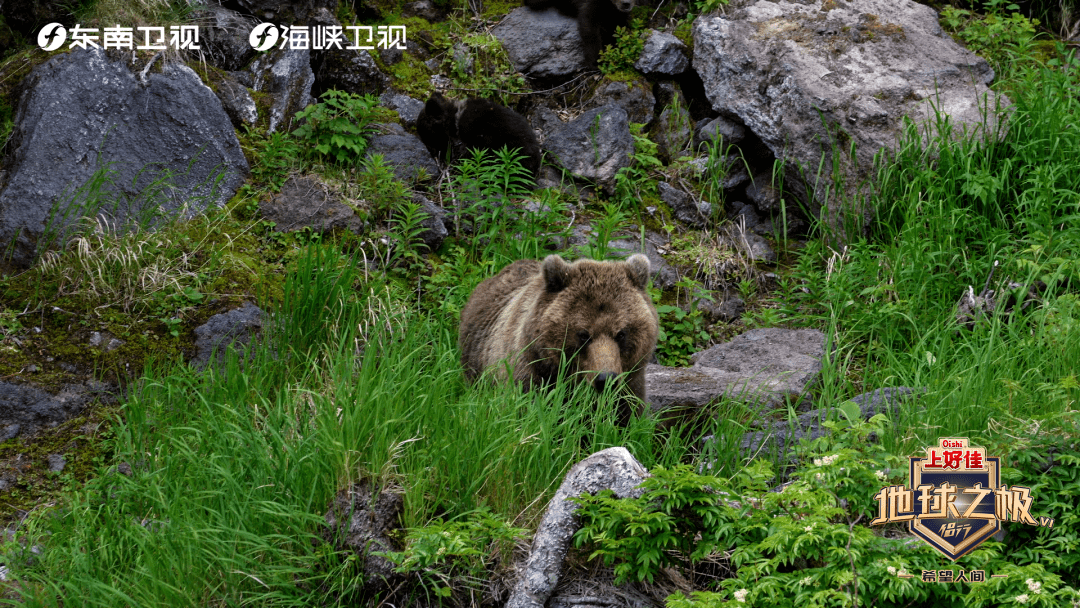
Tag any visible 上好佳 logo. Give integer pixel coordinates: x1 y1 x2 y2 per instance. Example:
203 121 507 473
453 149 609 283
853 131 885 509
871 437 1053 561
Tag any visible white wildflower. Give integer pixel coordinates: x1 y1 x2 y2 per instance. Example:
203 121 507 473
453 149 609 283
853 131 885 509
804 525 814 532
734 589 749 602
813 458 822 467
799 576 813 586
815 473 823 482
875 470 887 480
1027 578 1042 594
1015 594 1030 604
887 566 897 575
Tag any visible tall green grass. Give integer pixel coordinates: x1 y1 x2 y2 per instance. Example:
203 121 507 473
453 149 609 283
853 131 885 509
784 59 1080 455
6 242 718 606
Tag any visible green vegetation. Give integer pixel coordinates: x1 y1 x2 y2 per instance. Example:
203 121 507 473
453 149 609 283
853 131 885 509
1 1 1079 607
598 24 645 79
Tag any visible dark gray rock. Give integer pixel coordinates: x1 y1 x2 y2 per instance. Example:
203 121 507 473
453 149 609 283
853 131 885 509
250 47 314 133
0 381 114 440
722 220 776 263
744 173 782 212
403 0 444 21
259 175 363 235
687 153 750 190
192 302 266 369
506 448 648 608
543 105 632 194
607 231 679 290
851 386 927 419
635 30 689 75
651 94 693 163
693 116 746 153
413 193 448 251
234 0 335 22
0 48 248 268
197 5 259 71
646 327 826 415
658 181 710 228
697 294 745 324
210 71 259 129
313 47 390 98
46 454 65 473
324 483 403 589
492 7 588 80
365 123 441 182
379 91 425 127
586 80 655 125
693 0 1007 237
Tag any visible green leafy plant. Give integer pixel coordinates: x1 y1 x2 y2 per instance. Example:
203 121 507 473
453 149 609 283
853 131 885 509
572 464 726 584
614 123 663 210
383 509 527 600
939 2 1040 72
244 126 301 192
654 304 711 367
598 25 645 76
292 90 380 167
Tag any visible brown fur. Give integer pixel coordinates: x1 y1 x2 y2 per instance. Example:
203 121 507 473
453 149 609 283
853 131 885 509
458 254 659 413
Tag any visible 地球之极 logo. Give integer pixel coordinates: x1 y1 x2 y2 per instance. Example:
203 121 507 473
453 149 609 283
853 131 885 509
871 437 1054 562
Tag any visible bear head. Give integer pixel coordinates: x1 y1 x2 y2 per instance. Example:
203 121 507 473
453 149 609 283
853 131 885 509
415 92 460 162
524 254 658 404
609 0 633 13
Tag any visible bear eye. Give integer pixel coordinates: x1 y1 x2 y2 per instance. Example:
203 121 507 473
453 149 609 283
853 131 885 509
577 330 590 344
615 329 627 344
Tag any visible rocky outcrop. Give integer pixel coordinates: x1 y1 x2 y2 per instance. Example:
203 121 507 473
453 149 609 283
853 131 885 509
692 0 1007 236
0 48 248 268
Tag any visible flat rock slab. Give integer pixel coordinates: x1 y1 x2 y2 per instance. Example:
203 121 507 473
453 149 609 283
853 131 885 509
0 381 115 441
646 328 826 414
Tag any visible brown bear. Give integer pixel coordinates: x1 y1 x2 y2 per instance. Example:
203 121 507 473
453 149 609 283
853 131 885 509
458 254 658 414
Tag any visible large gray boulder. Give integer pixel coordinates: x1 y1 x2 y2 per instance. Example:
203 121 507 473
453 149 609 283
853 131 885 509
543 105 633 194
493 7 588 80
259 175 364 235
0 48 248 268
692 0 1007 236
197 5 259 71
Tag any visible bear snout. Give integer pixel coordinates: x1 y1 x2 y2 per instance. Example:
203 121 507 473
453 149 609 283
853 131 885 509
615 0 633 12
592 371 616 392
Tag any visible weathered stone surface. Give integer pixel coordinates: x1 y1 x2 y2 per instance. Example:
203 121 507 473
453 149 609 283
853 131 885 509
646 328 826 414
651 94 693 163
506 447 648 608
379 90 425 127
192 302 266 369
737 386 926 457
249 47 314 133
259 175 363 235
413 192 448 251
364 123 441 182
313 46 390 98
197 5 259 71
0 48 248 268
697 294 745 324
659 181 710 228
209 70 259 129
722 223 776 263
543 105 632 194
586 80 655 125
0 381 114 441
692 0 1006 235
493 7 588 80
745 173 783 212
607 232 679 290
635 29 690 75
693 116 746 152
324 483 403 588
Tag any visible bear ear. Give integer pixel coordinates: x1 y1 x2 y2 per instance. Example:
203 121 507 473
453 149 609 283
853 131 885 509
625 254 651 290
424 94 445 116
542 255 572 293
